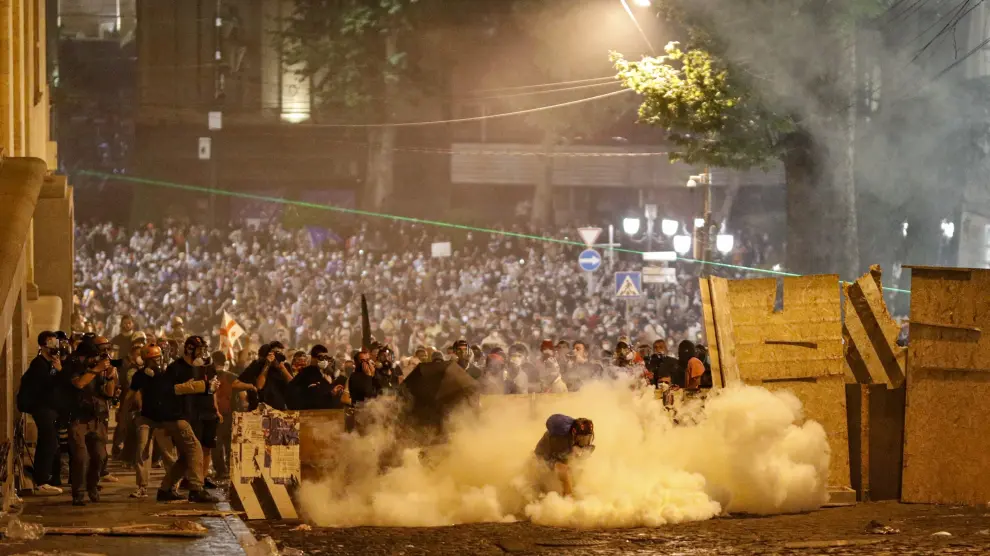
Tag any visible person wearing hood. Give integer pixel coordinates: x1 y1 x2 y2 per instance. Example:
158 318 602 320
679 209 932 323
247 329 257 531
678 340 706 390
289 345 347 410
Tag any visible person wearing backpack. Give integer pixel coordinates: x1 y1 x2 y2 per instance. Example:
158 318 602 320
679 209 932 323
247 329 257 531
533 414 595 497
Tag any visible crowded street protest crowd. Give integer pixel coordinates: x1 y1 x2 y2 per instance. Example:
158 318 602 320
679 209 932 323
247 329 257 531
14 217 776 505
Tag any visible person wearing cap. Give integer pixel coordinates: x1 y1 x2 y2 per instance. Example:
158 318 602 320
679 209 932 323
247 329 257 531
288 345 347 410
17 331 66 495
534 414 596 497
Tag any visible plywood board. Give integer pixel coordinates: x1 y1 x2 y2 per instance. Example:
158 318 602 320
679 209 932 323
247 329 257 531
709 277 741 385
256 453 298 520
843 266 906 387
727 275 844 381
699 278 723 388
902 267 990 505
754 375 851 489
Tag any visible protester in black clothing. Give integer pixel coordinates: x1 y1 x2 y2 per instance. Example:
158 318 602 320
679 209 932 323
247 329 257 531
453 339 482 379
647 339 679 387
64 342 117 505
375 346 402 394
238 341 295 410
348 348 382 405
17 331 66 495
182 347 223 489
289 345 347 410
138 336 220 503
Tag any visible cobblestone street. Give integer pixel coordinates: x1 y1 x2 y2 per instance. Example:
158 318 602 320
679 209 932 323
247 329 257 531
250 502 990 556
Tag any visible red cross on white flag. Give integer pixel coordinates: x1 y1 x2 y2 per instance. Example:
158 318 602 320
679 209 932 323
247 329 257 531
219 311 246 361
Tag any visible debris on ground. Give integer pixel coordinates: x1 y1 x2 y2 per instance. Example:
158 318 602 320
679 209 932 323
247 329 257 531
44 521 208 537
932 531 953 537
783 539 885 549
866 519 900 535
3 518 46 540
241 534 280 556
290 523 312 532
281 548 305 556
153 509 244 518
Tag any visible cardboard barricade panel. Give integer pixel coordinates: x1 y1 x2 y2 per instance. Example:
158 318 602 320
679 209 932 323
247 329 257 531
702 275 851 493
902 266 990 505
231 406 301 520
843 265 906 387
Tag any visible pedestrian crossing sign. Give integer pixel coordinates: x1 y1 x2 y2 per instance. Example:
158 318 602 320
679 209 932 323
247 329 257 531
615 271 643 298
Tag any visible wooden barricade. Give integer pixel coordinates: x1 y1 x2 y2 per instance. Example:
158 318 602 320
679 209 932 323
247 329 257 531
843 265 906 387
701 275 853 501
901 266 990 505
230 407 301 520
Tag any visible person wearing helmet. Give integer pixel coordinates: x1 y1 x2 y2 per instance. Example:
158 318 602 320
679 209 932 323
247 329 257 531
534 414 596 497
127 344 178 498
139 335 221 503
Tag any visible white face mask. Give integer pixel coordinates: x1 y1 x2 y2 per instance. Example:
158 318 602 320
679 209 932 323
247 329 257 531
135 356 144 367
221 362 230 372
192 357 206 367
317 360 330 371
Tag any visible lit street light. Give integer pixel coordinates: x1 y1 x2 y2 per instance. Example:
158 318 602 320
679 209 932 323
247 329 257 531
660 219 679 236
940 219 955 239
716 234 735 255
673 234 692 255
619 0 656 54
623 217 642 235
694 217 705 229
633 0 652 5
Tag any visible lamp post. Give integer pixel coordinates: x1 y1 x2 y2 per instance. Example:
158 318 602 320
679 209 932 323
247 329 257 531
687 168 714 276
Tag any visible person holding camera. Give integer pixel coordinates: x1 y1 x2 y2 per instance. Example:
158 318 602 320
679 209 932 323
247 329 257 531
238 341 294 411
17 331 66 495
64 341 117 506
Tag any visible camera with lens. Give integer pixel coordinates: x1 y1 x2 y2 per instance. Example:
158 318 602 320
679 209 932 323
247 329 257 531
274 351 286 364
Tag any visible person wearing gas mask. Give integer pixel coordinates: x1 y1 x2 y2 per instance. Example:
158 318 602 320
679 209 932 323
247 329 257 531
238 341 295 411
534 414 595 497
288 345 347 410
182 344 228 490
17 331 67 495
128 344 179 499
375 346 402 394
452 339 482 379
62 341 117 505
141 336 221 503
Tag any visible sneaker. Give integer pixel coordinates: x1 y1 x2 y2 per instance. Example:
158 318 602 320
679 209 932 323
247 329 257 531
72 496 86 507
156 489 184 503
88 490 100 503
130 487 148 499
35 484 63 496
101 474 119 483
188 489 221 504
203 477 218 489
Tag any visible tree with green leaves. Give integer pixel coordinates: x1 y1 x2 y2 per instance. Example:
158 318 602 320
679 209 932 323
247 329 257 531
613 0 886 278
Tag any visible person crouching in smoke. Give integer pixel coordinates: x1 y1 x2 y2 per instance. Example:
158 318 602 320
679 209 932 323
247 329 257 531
534 414 595 497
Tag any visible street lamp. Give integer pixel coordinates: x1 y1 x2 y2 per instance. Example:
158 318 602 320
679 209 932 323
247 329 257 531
673 234 692 255
716 234 735 255
619 0 656 54
660 219 679 236
623 217 641 235
632 0 651 6
687 170 714 275
694 217 705 229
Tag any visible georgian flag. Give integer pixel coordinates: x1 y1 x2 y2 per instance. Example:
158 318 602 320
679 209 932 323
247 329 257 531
219 311 246 361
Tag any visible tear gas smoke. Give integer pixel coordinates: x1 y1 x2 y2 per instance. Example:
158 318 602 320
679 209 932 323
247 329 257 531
298 380 830 528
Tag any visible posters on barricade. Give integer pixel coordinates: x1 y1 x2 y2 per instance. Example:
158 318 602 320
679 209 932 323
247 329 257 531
232 404 301 486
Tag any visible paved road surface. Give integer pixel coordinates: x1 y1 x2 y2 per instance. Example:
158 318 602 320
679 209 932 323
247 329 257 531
250 501 990 556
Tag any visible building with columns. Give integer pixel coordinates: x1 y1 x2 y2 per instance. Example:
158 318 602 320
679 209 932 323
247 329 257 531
1 0 76 505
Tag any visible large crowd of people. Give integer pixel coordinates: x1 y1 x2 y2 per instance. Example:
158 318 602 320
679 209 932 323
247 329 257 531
73 219 772 359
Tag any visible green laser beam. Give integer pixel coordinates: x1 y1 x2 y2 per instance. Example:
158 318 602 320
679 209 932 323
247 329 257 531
78 170 912 294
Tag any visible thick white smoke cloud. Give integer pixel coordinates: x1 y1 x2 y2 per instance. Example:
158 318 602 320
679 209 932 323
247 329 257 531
297 381 830 528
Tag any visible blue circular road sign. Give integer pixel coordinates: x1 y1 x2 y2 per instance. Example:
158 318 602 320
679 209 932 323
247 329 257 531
578 249 603 272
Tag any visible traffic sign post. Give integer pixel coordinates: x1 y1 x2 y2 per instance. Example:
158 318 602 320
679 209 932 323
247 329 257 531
615 271 643 298
577 227 602 248
578 249 602 272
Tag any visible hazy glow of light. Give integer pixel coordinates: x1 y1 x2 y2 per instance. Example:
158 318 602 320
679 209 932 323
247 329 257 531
623 217 642 235
673 235 692 255
694 218 705 229
280 111 310 124
660 219 679 236
941 220 955 239
772 263 782 272
902 221 909 237
633 0 651 6
716 234 735 254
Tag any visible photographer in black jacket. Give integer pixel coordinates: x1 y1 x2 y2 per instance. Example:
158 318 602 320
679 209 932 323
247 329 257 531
64 341 117 505
17 331 66 495
238 341 294 410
